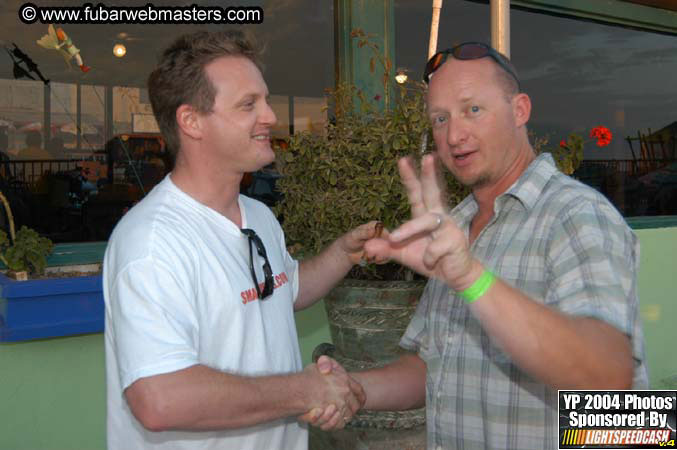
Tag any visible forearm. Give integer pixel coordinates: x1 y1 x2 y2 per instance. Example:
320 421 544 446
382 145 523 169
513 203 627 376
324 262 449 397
351 353 426 411
125 364 314 431
296 239 354 311
467 272 633 390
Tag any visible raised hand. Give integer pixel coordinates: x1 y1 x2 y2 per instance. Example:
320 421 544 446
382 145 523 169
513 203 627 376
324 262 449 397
363 154 482 291
298 356 365 430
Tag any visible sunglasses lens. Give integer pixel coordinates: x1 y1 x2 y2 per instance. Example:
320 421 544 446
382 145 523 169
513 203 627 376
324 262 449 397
454 43 489 60
254 240 265 257
242 228 275 300
426 42 520 90
424 52 446 83
263 266 274 297
430 52 445 71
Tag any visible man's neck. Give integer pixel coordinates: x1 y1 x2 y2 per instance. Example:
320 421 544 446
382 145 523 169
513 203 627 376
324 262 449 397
170 151 244 227
472 145 535 215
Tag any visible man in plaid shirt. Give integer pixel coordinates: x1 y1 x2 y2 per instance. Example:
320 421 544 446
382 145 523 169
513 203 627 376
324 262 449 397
305 43 648 449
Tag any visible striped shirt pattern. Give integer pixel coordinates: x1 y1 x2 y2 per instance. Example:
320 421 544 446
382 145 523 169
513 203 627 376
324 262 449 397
401 153 648 450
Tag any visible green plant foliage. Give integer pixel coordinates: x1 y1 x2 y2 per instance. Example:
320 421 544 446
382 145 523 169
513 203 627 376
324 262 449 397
550 133 584 175
0 226 54 275
533 131 592 175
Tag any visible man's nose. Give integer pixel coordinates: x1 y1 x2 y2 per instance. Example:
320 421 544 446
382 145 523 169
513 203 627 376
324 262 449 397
447 118 468 147
260 102 277 126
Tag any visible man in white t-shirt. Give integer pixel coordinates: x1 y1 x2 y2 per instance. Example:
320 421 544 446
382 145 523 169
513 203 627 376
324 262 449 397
104 30 377 450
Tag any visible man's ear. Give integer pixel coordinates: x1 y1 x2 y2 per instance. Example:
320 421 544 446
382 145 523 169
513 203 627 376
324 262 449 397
512 93 531 128
176 104 202 141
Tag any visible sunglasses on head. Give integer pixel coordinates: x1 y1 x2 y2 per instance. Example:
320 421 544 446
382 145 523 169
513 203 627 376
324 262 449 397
423 42 520 90
241 228 274 300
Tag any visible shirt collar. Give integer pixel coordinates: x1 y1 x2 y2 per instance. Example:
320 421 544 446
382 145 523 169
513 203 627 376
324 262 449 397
502 152 558 211
450 152 558 226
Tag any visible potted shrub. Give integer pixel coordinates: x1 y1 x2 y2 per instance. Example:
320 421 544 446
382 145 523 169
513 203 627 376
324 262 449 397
275 30 465 441
0 225 54 281
0 191 105 342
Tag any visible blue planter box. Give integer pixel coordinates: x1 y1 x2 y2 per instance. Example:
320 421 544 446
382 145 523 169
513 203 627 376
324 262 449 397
0 242 106 342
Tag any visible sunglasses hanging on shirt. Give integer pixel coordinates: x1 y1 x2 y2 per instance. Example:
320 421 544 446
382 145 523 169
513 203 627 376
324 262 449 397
241 228 274 300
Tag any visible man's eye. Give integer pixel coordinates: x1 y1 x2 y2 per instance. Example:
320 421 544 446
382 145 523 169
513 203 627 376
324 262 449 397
470 105 480 114
432 115 447 126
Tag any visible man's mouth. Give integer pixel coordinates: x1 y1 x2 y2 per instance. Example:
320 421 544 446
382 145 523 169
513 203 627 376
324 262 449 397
252 133 270 141
453 150 476 161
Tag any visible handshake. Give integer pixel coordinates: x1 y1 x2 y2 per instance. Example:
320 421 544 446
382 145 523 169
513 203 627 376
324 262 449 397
298 355 365 430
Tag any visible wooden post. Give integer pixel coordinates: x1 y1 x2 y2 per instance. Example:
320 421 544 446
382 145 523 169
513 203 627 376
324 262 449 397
491 0 511 57
429 0 443 60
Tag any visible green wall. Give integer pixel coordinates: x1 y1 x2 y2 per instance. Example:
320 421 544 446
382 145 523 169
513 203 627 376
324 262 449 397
1 227 675 450
634 227 677 389
0 301 330 450
0 333 106 450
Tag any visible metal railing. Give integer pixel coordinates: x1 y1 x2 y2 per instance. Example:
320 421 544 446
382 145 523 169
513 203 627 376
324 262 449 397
577 159 673 178
0 159 82 190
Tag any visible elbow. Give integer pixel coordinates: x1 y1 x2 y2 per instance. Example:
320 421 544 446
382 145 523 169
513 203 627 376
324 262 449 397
559 367 632 391
557 353 634 391
135 406 170 433
603 360 634 390
599 339 635 390
125 383 174 432
586 353 634 390
578 319 635 390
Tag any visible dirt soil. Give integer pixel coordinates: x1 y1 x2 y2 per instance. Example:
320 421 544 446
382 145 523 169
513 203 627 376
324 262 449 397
34 270 102 279
4 270 102 280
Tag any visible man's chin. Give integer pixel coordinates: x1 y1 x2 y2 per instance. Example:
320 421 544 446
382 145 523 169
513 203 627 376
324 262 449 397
467 177 490 190
254 151 276 169
453 171 489 190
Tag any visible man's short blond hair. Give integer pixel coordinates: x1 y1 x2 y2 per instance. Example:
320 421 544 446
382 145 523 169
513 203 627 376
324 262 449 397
148 30 262 155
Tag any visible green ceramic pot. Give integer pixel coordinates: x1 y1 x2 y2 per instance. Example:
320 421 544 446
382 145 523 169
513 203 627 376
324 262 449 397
312 279 427 442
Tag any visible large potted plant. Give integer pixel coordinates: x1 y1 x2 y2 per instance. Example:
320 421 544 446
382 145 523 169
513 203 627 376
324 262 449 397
275 31 465 446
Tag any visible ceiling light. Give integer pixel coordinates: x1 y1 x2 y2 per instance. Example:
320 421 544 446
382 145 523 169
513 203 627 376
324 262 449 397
113 44 127 58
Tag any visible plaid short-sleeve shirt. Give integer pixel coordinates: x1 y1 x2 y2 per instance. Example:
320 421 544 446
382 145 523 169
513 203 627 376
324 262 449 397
401 153 648 450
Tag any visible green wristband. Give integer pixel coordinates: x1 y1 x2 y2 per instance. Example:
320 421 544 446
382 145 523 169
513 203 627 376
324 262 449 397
460 270 495 303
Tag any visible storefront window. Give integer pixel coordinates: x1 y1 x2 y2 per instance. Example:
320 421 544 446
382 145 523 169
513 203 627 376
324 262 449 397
49 82 77 155
511 9 677 216
0 78 44 159
395 1 676 217
269 95 290 137
79 84 105 154
293 96 327 135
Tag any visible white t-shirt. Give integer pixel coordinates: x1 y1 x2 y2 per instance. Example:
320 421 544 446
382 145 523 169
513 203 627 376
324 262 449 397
103 175 307 450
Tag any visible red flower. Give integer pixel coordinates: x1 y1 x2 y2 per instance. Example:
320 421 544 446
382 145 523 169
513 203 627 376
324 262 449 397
374 94 381 101
590 126 612 147
559 140 567 148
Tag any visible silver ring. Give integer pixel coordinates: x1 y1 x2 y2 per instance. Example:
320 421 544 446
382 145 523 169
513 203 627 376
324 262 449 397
432 213 443 231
